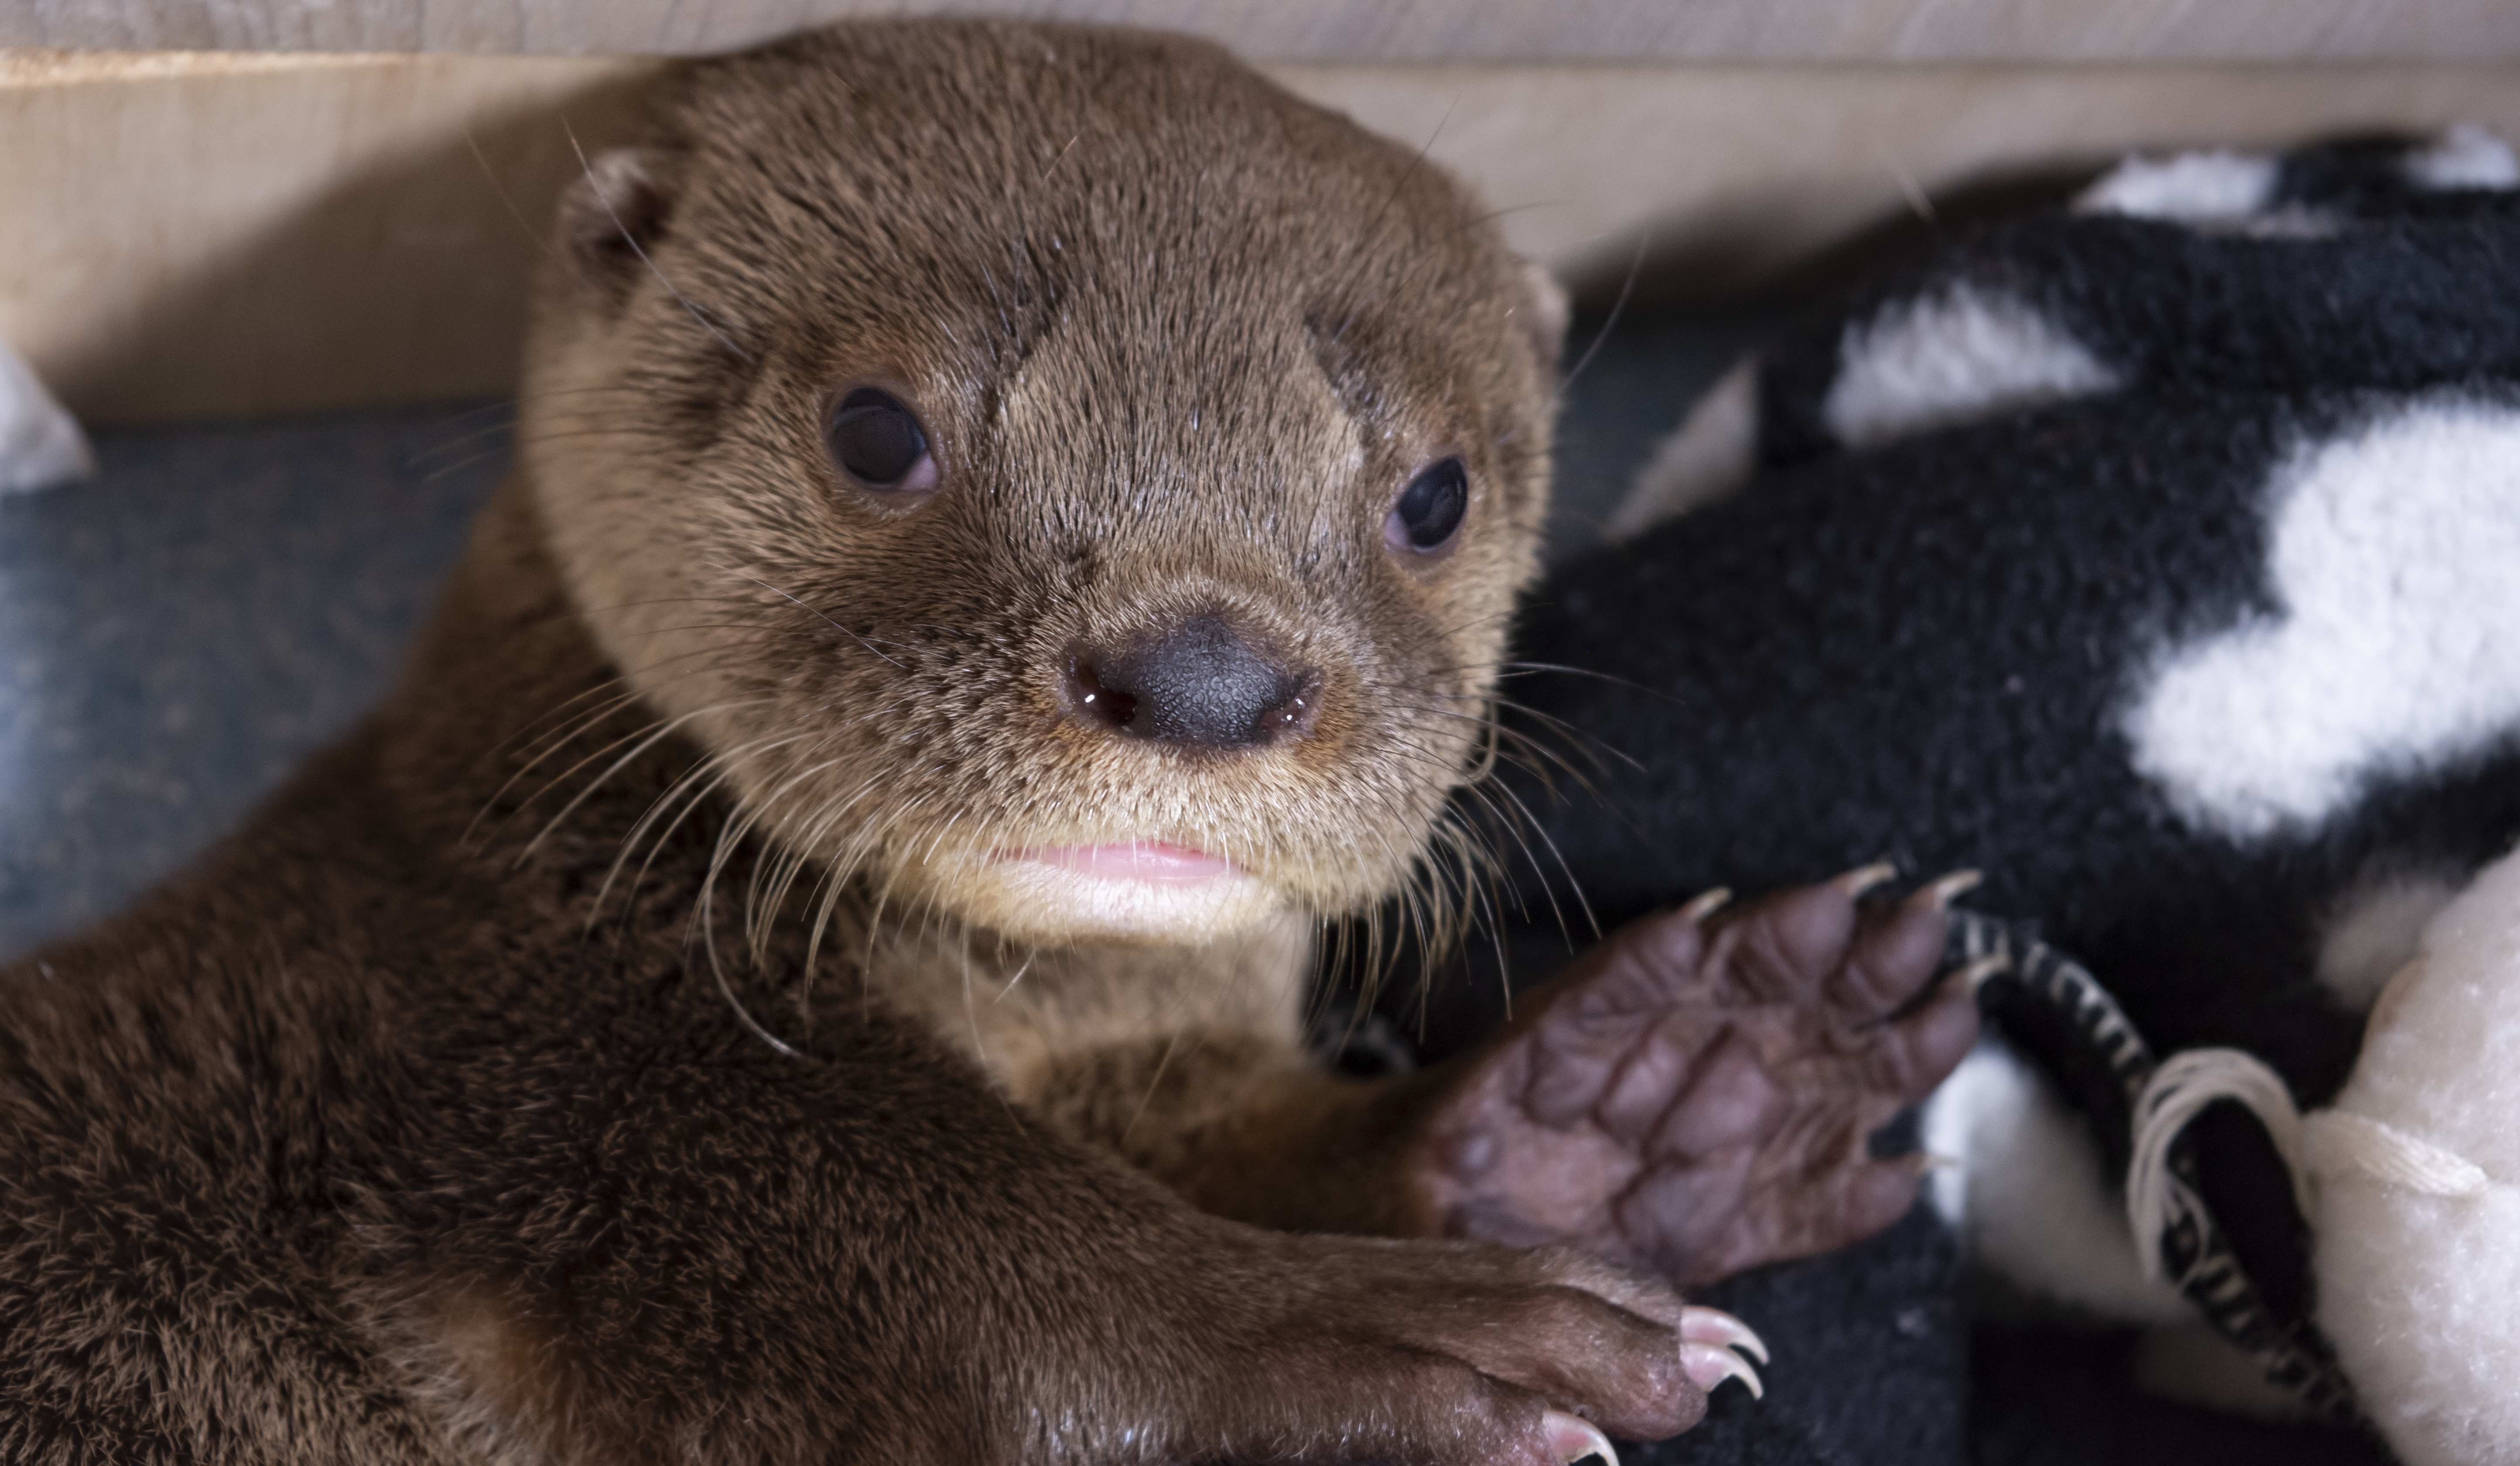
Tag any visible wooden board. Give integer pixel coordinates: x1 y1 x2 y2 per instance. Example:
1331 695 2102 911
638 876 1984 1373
9 50 2520 423
13 0 2520 63
1292 63 2520 296
0 52 655 423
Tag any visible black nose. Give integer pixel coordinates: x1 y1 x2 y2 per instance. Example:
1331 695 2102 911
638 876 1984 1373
1068 613 1317 750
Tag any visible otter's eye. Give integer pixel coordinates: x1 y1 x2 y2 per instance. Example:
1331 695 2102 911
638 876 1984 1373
1385 457 1468 553
825 388 937 493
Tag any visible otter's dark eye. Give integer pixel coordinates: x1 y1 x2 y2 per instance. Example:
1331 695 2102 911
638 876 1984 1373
825 388 937 493
1385 457 1468 553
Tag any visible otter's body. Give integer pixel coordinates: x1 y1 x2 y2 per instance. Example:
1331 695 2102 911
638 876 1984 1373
0 490 1403 1462
0 23 1973 1464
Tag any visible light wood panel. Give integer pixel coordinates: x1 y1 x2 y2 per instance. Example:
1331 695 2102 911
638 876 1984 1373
1291 63 2520 296
8 51 2520 423
0 52 654 422
11 0 2520 63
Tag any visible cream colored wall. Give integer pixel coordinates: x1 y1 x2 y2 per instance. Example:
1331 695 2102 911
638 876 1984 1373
8 44 2520 423
0 52 655 423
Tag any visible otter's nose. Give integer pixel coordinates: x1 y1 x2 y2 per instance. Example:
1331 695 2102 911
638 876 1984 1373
1068 613 1317 749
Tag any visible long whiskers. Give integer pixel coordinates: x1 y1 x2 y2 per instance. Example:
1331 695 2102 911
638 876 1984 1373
694 879 800 1058
731 573 906 670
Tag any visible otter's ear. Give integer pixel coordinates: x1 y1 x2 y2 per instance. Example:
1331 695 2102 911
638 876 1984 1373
559 147 677 291
1514 260 1571 374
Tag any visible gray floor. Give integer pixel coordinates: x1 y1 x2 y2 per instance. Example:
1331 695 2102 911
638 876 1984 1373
0 307 1747 961
0 402 510 955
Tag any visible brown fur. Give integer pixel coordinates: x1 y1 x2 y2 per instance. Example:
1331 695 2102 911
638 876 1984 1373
0 21 1692 1466
0 21 1979 1463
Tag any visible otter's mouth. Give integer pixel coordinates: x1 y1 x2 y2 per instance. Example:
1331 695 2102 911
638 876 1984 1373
1002 841 1240 886
926 839 1276 942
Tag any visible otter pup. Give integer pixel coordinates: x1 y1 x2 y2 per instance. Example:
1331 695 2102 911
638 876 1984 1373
0 22 1976 1465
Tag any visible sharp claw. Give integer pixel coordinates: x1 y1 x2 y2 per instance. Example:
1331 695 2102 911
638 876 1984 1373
1542 1409 1619 1466
1952 953 2009 993
1832 861 1899 898
1920 869 1982 909
1678 887 1733 922
1679 1305 1770 1365
1681 1340 1765 1400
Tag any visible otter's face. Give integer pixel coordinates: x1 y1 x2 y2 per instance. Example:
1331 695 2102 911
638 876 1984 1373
521 22 1561 947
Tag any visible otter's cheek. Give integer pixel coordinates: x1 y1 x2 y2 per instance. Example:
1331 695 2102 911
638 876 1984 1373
916 844 1286 946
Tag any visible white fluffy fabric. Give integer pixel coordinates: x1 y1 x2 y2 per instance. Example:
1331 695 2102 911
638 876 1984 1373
1922 1039 2188 1323
2315 872 2462 1011
2312 844 2520 1466
1609 359 1758 537
2125 397 2520 840
2404 124 2520 192
2073 150 2280 224
1822 284 2119 452
0 339 92 494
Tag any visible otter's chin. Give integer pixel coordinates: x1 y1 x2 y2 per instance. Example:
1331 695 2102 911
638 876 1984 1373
916 842 1286 946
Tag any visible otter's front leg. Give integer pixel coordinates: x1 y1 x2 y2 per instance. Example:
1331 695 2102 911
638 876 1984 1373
1022 1023 1435 1235
1036 875 1979 1289
381 1009 1729 1466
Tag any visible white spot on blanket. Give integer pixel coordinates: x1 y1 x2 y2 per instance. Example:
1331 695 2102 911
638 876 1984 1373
2074 150 2280 223
1922 1038 2187 1323
2405 124 2520 192
2126 397 2520 840
1610 359 1758 537
1823 284 2118 450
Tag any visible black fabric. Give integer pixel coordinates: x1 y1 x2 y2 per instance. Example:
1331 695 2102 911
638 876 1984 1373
1972 1327 2393 1466
1947 912 2356 1415
1756 140 2520 470
1378 135 2520 1465
1499 382 2520 1102
1638 1209 1967 1466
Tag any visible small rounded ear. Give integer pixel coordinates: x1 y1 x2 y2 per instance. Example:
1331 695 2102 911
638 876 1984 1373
1514 259 1572 374
559 147 677 289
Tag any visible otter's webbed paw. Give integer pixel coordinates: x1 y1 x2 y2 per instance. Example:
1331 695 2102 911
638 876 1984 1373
1410 871 1982 1286
1165 1236 1766 1466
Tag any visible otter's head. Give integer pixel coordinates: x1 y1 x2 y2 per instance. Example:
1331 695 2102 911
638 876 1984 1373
521 21 1564 948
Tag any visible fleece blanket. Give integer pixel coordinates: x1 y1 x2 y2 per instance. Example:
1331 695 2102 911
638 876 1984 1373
1383 129 2520 1466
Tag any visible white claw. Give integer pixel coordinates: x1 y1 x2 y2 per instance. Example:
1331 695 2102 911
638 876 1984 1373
1954 953 2011 992
1834 861 1899 898
1922 869 1983 908
1680 1340 1765 1400
1542 1409 1619 1466
1678 887 1733 922
1679 1305 1770 1365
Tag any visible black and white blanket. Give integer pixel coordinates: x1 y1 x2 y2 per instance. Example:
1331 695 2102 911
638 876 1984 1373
1412 129 2520 1466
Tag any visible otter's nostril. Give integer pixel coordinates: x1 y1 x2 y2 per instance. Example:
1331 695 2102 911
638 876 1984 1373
1067 655 1140 733
1069 613 1316 750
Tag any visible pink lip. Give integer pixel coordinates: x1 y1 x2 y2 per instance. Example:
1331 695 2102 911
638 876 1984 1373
1006 841 1239 887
